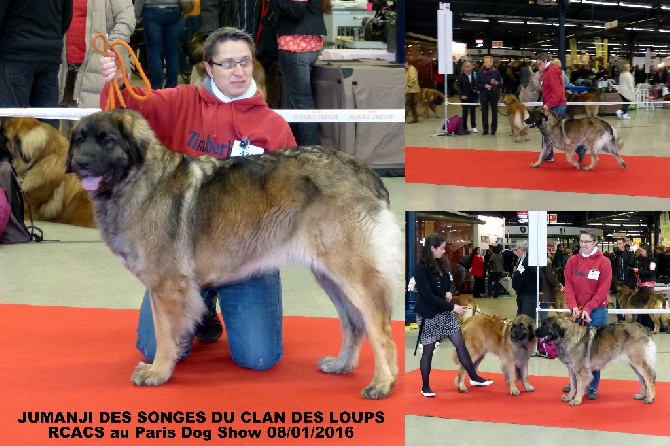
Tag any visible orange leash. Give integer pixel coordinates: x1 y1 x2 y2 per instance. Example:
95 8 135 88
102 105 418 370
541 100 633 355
91 33 152 110
571 306 586 325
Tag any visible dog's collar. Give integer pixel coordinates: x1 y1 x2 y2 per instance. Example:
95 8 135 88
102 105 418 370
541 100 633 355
17 167 33 185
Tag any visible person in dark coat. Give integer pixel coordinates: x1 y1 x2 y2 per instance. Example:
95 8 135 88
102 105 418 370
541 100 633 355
539 259 564 321
475 55 502 135
457 60 478 133
511 240 539 320
413 233 493 398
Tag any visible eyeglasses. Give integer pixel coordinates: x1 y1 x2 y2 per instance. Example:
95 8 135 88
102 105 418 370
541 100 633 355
579 239 596 244
210 58 253 70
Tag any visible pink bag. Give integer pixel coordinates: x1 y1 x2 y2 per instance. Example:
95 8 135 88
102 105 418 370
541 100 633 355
0 186 10 235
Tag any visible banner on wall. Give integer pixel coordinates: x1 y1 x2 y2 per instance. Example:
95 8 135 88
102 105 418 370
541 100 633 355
437 5 453 74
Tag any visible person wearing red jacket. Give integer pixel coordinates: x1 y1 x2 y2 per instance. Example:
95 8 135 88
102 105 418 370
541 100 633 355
536 53 586 163
99 27 296 372
563 229 612 400
469 246 485 298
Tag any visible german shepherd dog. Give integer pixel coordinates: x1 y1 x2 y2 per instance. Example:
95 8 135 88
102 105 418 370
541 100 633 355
536 317 656 405
455 314 536 396
503 94 530 143
525 108 626 171
67 109 402 399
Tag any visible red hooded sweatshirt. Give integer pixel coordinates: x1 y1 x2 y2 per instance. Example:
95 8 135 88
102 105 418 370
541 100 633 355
564 249 612 314
100 80 296 157
540 62 567 109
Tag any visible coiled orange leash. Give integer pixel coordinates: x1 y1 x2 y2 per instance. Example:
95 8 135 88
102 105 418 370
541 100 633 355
91 33 152 110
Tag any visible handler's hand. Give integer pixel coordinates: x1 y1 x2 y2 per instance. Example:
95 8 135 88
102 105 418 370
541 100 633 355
445 292 453 301
580 310 592 323
571 307 581 319
99 49 123 86
453 304 467 315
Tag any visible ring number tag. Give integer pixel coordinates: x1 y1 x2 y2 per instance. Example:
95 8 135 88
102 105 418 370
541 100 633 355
587 269 600 280
231 139 264 157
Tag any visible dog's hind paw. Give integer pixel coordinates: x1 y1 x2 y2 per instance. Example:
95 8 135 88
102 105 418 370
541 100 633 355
524 384 535 393
131 362 171 386
318 356 354 374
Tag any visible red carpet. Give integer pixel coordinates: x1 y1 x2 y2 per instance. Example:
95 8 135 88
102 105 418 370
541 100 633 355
406 147 670 197
406 369 670 437
0 305 403 446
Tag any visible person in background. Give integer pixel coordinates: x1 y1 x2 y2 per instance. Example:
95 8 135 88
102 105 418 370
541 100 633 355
518 61 531 94
539 258 564 321
563 230 611 400
475 55 502 135
59 0 135 134
487 244 504 298
511 240 538 320
271 0 329 144
405 61 420 124
552 243 568 269
98 26 296 371
457 61 478 133
134 0 183 89
632 244 657 331
414 233 493 398
0 0 73 129
616 63 634 120
469 246 485 298
536 53 567 163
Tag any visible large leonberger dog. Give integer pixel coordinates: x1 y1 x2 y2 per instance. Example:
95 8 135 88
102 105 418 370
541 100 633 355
536 317 657 405
613 283 668 334
454 314 536 396
66 109 401 399
565 92 599 119
416 88 445 118
525 108 626 171
503 94 530 143
0 117 95 227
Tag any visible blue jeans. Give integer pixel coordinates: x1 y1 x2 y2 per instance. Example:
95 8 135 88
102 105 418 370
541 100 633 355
142 7 183 89
278 49 320 145
0 59 60 128
136 271 283 370
585 306 608 391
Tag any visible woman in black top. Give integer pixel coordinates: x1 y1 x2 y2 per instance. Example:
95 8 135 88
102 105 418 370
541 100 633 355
414 233 493 397
633 244 657 330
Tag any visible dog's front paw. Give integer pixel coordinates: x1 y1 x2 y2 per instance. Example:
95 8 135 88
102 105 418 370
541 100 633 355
529 162 540 168
560 394 572 402
361 380 394 400
510 388 521 396
568 399 582 406
524 384 535 393
318 356 354 374
131 362 171 386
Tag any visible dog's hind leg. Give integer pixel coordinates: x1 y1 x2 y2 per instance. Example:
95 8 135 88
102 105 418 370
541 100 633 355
316 264 397 399
132 277 204 386
581 151 599 171
312 270 365 376
529 138 548 168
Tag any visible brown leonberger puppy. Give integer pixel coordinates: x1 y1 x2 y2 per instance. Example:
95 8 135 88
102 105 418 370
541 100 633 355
0 117 95 227
613 283 668 334
565 92 599 118
454 314 536 396
416 88 445 118
525 108 626 171
503 94 530 143
536 317 656 405
67 109 401 399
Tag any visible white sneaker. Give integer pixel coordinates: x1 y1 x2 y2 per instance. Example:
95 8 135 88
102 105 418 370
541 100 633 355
470 378 494 387
471 127 478 133
616 110 623 119
622 113 631 120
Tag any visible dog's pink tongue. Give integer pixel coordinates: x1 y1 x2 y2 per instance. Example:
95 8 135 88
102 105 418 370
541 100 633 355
82 176 103 191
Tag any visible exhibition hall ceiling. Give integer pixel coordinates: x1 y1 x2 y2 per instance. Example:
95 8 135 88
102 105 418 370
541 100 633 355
407 1 670 57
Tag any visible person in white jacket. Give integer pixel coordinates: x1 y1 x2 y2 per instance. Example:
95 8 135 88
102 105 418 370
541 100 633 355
616 63 635 120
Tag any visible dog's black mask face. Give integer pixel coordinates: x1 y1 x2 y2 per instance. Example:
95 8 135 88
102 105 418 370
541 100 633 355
510 315 536 342
525 110 547 129
534 317 565 341
68 110 148 195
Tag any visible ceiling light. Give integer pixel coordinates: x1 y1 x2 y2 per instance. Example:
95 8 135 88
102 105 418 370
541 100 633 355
584 25 605 29
619 2 652 8
463 18 490 22
499 20 525 24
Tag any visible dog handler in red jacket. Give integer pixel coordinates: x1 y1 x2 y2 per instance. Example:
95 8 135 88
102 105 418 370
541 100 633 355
563 229 612 400
98 27 296 371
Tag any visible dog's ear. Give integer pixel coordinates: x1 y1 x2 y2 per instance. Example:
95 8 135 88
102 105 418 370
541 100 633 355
110 109 151 168
65 120 83 174
526 323 536 340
